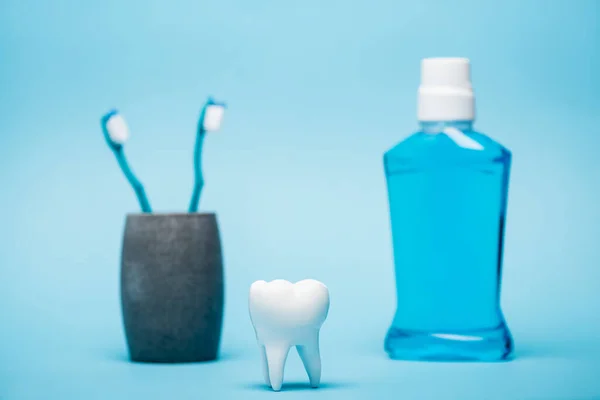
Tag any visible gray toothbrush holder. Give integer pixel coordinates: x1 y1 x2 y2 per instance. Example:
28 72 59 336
120 213 224 363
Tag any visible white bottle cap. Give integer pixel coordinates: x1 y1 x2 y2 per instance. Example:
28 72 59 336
417 57 475 121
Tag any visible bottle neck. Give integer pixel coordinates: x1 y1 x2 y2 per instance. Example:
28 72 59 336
419 120 473 134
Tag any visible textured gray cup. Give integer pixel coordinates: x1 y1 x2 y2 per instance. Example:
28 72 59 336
120 213 224 363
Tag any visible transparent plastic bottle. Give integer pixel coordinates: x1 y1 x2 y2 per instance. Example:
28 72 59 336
384 58 513 361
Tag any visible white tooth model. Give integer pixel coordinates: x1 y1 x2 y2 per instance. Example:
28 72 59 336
249 279 330 392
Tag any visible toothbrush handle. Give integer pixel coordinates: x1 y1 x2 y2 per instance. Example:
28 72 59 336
115 149 152 213
188 128 206 213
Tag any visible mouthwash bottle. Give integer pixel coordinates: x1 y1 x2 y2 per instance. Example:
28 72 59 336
384 58 514 361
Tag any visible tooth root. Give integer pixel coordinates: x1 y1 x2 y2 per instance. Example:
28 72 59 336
259 346 271 387
296 335 322 388
264 344 290 391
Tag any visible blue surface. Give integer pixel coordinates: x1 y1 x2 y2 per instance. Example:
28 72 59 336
384 121 513 361
1 0 599 398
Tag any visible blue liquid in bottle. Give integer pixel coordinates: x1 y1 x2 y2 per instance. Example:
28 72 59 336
384 59 513 361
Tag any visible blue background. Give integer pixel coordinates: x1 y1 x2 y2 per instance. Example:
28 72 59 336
1 0 599 398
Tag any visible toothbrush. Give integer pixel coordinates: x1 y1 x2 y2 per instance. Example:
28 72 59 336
188 98 226 213
101 110 153 213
